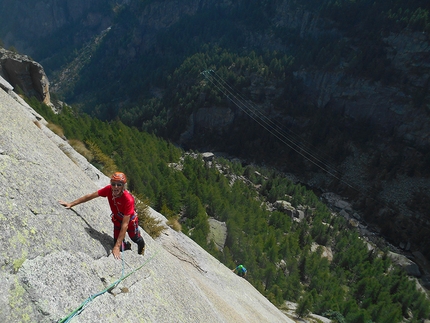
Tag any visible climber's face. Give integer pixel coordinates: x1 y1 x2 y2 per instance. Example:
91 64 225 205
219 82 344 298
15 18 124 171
111 181 124 197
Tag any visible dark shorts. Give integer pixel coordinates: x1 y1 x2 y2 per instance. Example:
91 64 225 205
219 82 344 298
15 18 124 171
111 214 140 240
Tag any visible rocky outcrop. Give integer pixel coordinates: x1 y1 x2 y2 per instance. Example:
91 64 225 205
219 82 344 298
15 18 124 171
295 65 430 150
180 107 235 143
388 252 422 278
0 80 293 322
0 48 50 105
207 218 227 251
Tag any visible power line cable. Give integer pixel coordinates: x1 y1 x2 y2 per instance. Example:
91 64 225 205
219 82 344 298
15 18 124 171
204 70 344 177
201 70 358 189
201 69 408 214
202 69 422 221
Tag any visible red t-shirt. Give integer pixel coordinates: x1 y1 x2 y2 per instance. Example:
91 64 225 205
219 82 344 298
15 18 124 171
98 185 135 219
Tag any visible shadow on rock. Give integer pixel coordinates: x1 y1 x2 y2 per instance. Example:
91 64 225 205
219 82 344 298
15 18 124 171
71 209 113 255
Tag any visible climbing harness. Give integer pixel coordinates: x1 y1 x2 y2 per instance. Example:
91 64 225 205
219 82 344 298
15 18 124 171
58 248 159 323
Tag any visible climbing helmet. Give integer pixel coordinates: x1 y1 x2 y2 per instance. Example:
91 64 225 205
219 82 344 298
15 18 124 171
111 172 127 184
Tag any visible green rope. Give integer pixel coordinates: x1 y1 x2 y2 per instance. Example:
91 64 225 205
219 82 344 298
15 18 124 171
58 249 159 323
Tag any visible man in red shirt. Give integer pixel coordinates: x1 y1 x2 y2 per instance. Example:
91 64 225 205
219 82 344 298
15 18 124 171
59 172 145 259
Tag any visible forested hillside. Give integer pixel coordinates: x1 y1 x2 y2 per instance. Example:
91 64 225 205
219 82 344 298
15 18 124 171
26 97 430 322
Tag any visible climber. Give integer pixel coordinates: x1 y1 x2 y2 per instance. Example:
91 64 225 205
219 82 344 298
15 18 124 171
232 264 247 278
59 172 145 259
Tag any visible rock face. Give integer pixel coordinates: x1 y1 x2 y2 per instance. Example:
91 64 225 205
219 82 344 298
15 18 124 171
0 48 50 105
207 218 227 251
0 0 114 54
294 34 430 149
0 0 227 56
0 81 293 322
388 252 421 278
2 1 428 150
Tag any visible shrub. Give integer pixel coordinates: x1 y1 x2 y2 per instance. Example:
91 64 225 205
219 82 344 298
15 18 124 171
47 123 65 138
85 140 117 176
295 293 313 318
68 139 93 162
167 216 182 232
134 193 165 238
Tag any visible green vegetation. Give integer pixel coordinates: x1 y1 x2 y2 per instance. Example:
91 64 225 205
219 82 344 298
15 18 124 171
134 193 165 239
27 96 430 322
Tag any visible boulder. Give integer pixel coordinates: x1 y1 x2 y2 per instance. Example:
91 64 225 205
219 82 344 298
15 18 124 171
207 217 227 251
311 243 333 262
202 152 215 161
274 200 297 217
321 192 352 212
388 252 421 278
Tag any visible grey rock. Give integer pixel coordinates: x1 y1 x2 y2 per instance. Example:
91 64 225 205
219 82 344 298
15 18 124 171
0 74 13 92
388 252 421 278
296 209 305 220
311 243 333 262
321 192 352 212
207 218 227 251
274 200 296 217
202 152 215 161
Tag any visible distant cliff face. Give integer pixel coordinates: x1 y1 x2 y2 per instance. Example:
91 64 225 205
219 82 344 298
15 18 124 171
0 0 116 55
294 31 430 149
0 0 229 56
1 1 429 145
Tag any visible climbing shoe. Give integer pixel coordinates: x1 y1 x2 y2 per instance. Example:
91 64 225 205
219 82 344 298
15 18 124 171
120 241 132 251
136 237 145 256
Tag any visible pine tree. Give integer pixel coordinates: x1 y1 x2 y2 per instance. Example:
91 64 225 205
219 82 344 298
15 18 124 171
295 293 313 318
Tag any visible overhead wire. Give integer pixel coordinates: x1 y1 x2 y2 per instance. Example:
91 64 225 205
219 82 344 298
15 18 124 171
201 69 403 211
202 69 427 222
204 71 343 169
201 70 359 191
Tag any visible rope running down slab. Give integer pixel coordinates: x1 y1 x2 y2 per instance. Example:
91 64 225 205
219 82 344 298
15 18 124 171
58 248 159 323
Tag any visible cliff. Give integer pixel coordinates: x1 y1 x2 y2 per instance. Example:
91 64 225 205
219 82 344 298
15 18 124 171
0 80 293 322
0 0 115 55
